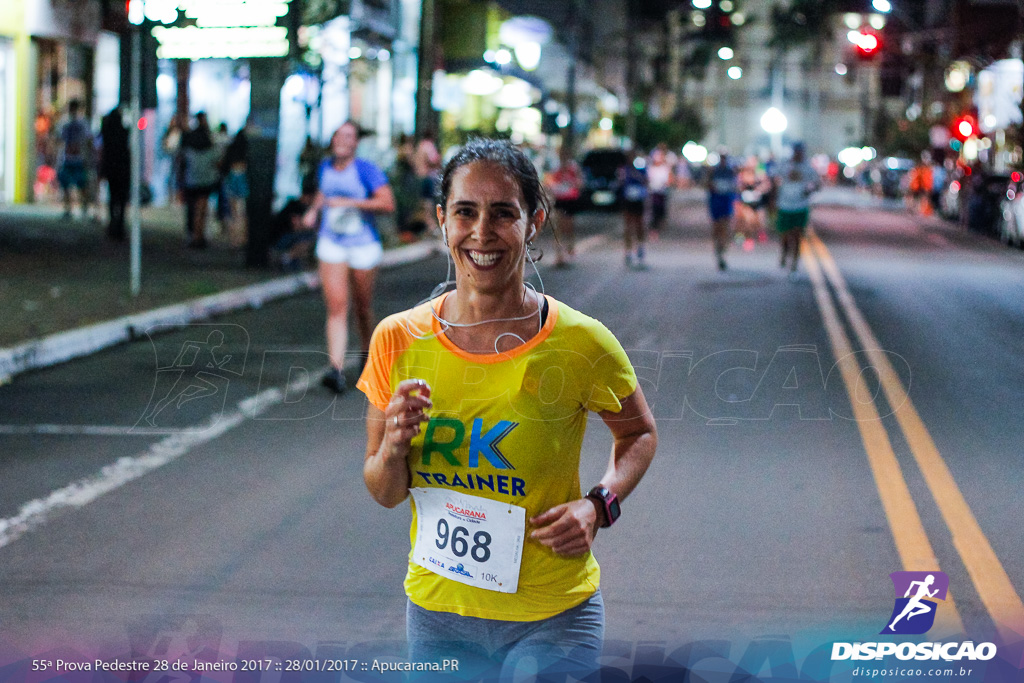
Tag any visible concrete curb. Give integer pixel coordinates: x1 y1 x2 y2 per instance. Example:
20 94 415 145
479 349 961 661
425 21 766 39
0 240 443 384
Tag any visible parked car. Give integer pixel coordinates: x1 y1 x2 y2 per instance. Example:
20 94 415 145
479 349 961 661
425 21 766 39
997 174 1024 248
966 172 1011 235
879 157 913 199
580 148 628 210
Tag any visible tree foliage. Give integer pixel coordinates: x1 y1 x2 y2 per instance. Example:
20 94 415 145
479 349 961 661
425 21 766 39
614 104 706 151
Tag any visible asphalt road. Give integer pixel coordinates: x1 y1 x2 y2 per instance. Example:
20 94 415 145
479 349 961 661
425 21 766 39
1 192 1022 681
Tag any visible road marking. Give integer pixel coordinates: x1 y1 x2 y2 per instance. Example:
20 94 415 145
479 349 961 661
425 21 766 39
808 229 1024 643
0 424 190 436
802 241 965 637
0 377 306 551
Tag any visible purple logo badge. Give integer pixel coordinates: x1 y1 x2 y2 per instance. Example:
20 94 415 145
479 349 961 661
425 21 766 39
881 571 949 635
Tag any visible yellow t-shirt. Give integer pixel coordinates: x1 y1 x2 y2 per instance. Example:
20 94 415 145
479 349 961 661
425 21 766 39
356 293 637 621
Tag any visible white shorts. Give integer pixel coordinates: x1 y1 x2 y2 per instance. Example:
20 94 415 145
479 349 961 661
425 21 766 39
315 237 383 269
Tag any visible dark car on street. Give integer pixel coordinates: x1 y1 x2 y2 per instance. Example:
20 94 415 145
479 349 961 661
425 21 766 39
580 148 628 210
879 157 913 199
966 172 1011 236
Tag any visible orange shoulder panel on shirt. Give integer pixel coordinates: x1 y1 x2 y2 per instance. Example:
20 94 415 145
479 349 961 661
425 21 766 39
356 302 434 410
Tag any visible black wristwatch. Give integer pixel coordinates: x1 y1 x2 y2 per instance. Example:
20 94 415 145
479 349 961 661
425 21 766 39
585 485 620 528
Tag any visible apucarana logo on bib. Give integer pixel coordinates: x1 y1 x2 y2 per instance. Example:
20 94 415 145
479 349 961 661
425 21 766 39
881 571 948 635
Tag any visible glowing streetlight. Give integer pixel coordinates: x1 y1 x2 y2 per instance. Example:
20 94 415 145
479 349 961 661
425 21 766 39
760 107 788 134
682 142 708 163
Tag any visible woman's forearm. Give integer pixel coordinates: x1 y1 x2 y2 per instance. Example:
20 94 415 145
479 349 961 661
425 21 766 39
601 429 657 501
363 447 411 508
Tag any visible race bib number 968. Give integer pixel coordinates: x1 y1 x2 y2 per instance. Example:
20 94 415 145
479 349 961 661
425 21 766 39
410 488 525 594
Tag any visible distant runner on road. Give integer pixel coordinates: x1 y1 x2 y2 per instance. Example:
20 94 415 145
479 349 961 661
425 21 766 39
770 142 820 278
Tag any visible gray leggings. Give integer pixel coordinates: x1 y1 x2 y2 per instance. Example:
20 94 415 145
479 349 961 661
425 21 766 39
406 590 604 682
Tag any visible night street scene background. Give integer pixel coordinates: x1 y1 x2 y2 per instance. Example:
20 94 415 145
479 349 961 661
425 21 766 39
1 0 1024 681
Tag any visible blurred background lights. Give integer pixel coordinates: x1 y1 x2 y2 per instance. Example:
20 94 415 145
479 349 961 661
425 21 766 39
494 49 512 65
599 117 614 131
730 12 745 25
720 0 734 11
843 13 862 29
692 13 707 27
348 46 362 59
462 69 503 96
727 66 742 79
283 73 305 99
692 0 712 9
868 14 886 30
682 141 708 163
514 42 542 71
945 62 969 92
835 63 848 75
760 107 788 134
718 47 734 60
872 0 892 12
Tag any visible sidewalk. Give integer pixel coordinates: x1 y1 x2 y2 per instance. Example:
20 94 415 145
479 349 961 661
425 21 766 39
0 201 436 382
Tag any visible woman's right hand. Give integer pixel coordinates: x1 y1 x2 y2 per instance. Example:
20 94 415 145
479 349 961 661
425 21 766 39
381 379 433 463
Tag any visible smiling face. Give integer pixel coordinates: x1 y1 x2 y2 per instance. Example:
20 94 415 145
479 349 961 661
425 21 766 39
438 160 544 297
330 123 359 162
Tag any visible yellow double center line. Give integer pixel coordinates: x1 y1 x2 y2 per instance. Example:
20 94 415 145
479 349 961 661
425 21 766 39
803 228 1024 643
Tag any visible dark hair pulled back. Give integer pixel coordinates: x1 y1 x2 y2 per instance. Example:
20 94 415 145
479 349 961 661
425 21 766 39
436 138 551 237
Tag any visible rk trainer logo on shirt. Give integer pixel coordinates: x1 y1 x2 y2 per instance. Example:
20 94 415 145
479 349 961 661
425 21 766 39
421 418 518 469
831 571 997 664
881 571 949 635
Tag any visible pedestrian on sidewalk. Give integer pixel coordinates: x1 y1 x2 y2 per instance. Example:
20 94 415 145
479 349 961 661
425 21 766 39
619 149 649 269
706 151 737 271
770 142 820 277
99 106 130 241
57 100 93 220
357 138 657 682
543 145 583 267
219 125 249 247
302 121 395 394
180 112 221 248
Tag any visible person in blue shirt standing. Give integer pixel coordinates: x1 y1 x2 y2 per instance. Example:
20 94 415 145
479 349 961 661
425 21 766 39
706 152 737 271
619 150 649 270
303 122 396 393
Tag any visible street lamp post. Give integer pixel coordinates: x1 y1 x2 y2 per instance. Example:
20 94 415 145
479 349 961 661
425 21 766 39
128 0 144 297
761 106 788 156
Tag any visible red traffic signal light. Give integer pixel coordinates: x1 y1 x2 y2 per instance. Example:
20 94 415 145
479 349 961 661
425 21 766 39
854 31 881 60
951 115 976 141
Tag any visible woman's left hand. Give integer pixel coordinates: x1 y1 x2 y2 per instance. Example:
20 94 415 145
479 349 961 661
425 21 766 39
529 499 600 557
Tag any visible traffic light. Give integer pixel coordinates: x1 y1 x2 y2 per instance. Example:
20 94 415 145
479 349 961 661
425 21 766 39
951 114 976 142
853 30 881 60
